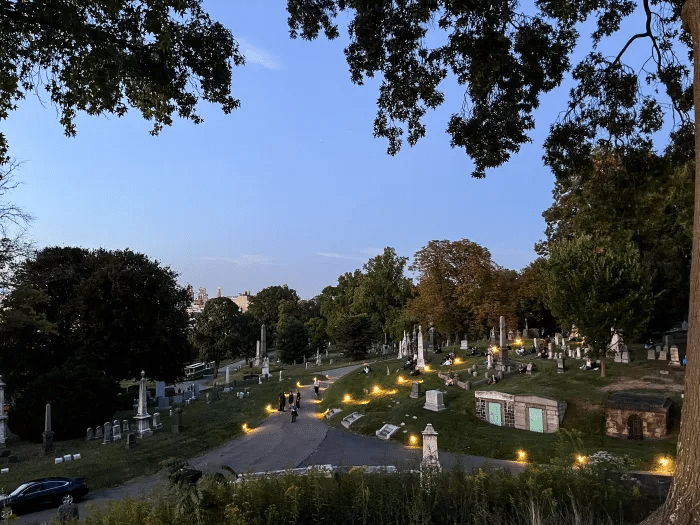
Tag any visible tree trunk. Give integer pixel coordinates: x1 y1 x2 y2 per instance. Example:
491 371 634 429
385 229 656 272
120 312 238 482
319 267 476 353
641 2 700 522
600 354 606 378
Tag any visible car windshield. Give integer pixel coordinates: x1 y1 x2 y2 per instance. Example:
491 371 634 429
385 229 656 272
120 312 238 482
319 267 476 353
10 483 34 496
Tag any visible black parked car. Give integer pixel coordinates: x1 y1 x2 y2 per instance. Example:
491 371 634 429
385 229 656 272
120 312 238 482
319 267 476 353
0 477 88 515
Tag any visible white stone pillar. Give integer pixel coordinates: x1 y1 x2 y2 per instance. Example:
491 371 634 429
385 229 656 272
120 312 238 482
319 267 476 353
421 423 441 471
416 326 425 373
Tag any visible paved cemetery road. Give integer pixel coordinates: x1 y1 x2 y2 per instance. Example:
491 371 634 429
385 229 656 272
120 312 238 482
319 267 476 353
17 363 524 524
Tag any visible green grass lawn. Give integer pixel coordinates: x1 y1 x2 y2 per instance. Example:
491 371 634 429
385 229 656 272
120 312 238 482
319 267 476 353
316 342 682 472
0 362 338 494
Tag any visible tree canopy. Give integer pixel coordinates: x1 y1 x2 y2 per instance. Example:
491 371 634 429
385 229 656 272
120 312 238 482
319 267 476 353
247 285 300 346
0 246 191 440
191 297 244 378
544 236 653 376
0 0 243 164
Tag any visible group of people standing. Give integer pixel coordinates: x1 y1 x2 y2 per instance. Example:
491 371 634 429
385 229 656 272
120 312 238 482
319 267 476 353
277 379 322 423
278 390 302 422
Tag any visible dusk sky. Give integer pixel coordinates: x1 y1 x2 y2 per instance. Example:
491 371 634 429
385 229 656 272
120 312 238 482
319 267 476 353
4 1 656 299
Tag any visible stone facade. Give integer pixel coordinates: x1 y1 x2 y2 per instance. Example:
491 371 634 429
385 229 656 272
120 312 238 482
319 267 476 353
605 393 671 440
475 391 566 433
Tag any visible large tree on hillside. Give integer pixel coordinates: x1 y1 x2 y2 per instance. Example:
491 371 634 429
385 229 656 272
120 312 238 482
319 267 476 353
354 247 413 344
247 285 300 346
287 1 700 521
318 270 363 336
0 247 191 440
408 239 505 341
545 236 653 377
539 147 693 335
0 0 243 165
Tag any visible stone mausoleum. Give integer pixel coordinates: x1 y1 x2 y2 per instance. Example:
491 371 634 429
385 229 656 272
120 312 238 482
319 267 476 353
475 391 566 433
605 392 672 440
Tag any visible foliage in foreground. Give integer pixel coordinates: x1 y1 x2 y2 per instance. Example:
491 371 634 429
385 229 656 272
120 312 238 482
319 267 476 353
81 461 648 525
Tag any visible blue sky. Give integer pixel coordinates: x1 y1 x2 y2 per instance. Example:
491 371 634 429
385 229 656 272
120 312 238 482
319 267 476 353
6 0 583 299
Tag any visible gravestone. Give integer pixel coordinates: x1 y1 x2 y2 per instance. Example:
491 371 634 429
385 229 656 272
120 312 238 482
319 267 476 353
152 412 163 430
533 338 539 350
325 408 342 419
424 390 446 412
670 345 681 366
173 395 183 405
112 424 122 441
557 357 566 373
103 422 112 444
122 420 129 433
659 348 668 361
341 412 364 428
410 381 422 399
648 348 657 360
86 428 93 441
460 340 468 350
125 433 136 449
548 343 554 358
172 407 184 434
421 423 441 471
42 403 54 455
155 381 166 398
375 424 400 440
621 350 630 363
473 371 478 377
526 362 534 375
416 326 425 373
576 347 581 359
157 397 170 409
614 351 622 363
487 353 494 369
95 426 103 440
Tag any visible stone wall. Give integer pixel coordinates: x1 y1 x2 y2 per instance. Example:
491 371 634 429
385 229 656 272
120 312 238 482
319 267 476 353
605 408 669 439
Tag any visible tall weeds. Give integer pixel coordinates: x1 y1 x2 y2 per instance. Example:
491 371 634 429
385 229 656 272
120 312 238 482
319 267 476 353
80 462 641 525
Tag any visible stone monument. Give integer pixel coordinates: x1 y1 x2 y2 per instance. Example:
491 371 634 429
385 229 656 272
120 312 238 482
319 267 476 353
134 371 152 437
424 390 446 412
0 376 6 448
428 326 436 353
43 402 54 454
262 356 270 378
416 326 425 373
497 315 510 371
421 423 441 471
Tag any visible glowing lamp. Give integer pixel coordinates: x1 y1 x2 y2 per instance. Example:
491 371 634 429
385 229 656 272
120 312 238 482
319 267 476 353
410 435 418 445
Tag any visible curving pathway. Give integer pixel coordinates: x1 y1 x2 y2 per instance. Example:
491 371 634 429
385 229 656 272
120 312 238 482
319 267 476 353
18 363 524 524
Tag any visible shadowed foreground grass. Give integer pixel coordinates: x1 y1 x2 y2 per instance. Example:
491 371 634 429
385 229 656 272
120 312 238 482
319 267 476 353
79 461 657 525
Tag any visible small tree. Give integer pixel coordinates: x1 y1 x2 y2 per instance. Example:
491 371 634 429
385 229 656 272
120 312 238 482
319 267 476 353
191 297 243 379
277 314 309 364
544 236 653 377
334 314 374 361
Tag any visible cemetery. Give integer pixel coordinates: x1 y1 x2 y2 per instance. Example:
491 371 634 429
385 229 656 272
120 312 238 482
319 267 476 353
316 334 684 470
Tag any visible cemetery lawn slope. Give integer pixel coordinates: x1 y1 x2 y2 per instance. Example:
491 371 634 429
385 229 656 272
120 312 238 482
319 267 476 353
317 345 681 471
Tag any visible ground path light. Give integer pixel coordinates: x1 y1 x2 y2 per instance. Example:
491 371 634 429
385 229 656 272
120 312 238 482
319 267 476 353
517 450 527 462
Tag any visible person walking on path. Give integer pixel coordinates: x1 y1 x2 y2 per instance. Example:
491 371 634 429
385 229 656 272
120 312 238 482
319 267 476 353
288 391 294 408
291 403 298 423
314 378 320 397
296 390 301 409
278 392 285 412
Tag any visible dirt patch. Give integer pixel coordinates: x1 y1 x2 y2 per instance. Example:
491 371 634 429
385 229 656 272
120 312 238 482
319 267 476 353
599 377 684 393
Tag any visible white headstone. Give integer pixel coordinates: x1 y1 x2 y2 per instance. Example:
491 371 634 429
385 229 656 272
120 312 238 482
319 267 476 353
416 326 425 372
423 390 446 412
670 345 680 366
